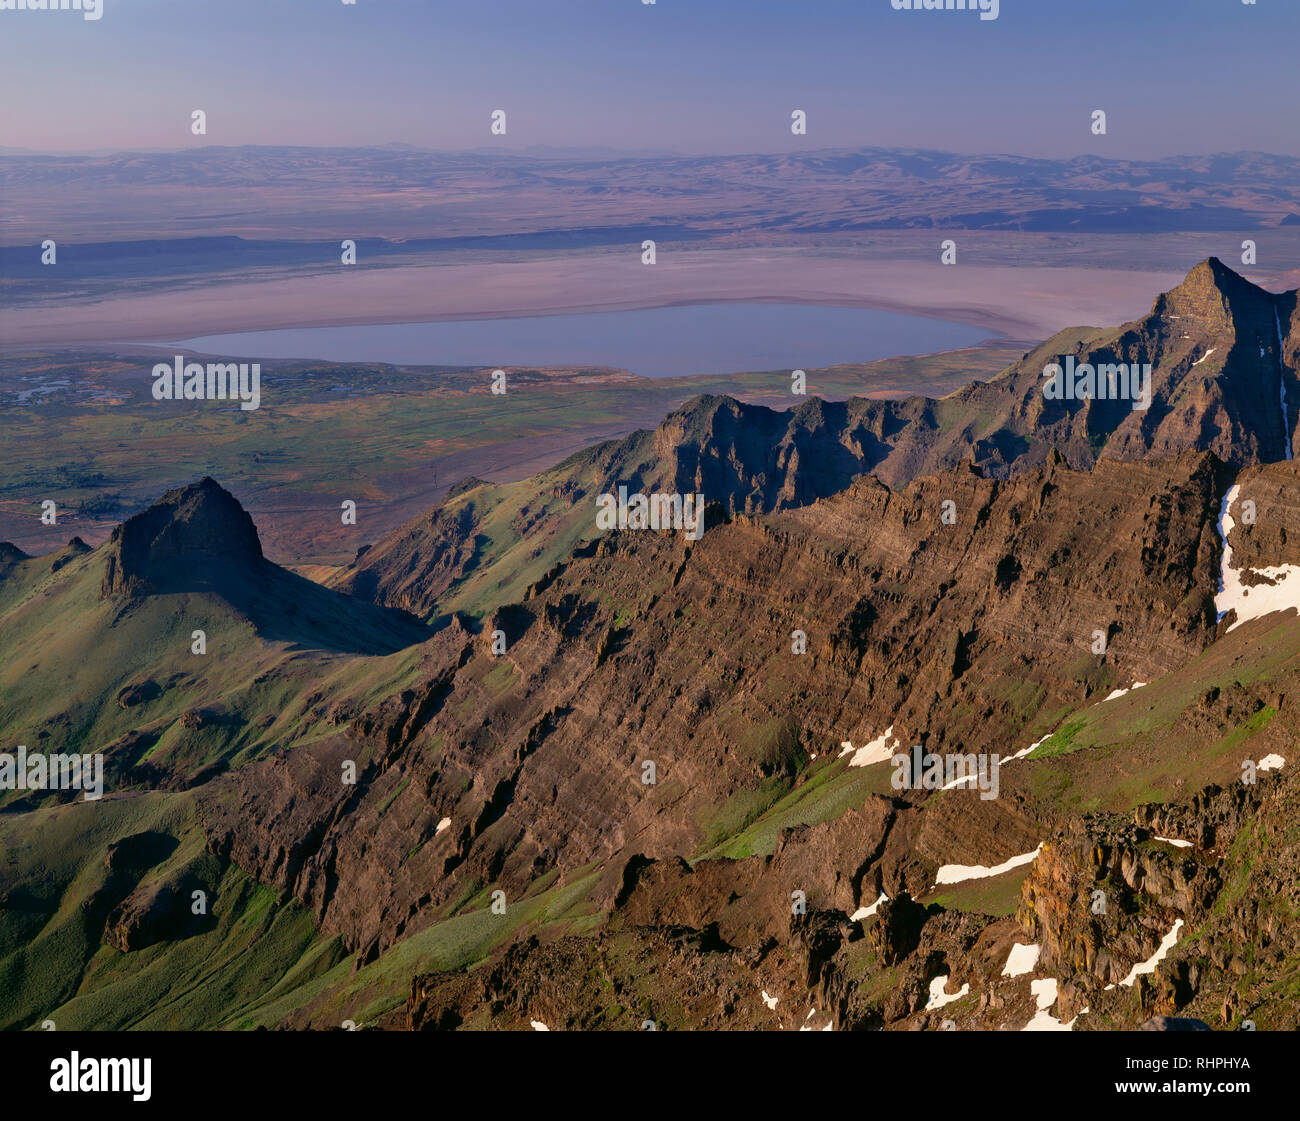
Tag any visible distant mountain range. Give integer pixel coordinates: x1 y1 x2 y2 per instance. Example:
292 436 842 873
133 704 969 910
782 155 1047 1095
5 146 1300 247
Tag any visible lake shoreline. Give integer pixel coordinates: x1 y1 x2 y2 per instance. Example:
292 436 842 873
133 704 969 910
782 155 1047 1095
166 302 994 379
0 249 1187 351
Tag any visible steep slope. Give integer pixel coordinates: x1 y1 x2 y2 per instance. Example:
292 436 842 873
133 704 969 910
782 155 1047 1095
0 790 346 1031
8 456 1300 1030
0 481 436 1028
201 450 1249 966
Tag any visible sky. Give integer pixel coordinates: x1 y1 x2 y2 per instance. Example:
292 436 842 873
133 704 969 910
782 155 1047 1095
1 0 1298 158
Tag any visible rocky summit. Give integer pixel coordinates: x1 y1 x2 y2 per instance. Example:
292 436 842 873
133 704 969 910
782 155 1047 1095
4 261 1300 1032
100 476 264 600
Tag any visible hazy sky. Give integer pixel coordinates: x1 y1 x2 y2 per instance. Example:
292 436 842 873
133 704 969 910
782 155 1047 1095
2 0 1297 157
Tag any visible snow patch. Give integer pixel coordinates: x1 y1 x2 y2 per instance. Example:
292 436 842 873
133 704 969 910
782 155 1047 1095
531 1020 549 1031
1119 919 1184 988
925 976 970 1010
436 817 451 834
1192 348 1216 367
1214 485 1300 630
850 891 889 922
761 990 779 1010
1001 943 1041 978
940 770 980 791
1258 753 1286 772
934 843 1043 886
1103 683 1146 703
1155 836 1193 849
1008 737 1048 762
1022 978 1076 1031
798 1009 834 1031
845 726 899 768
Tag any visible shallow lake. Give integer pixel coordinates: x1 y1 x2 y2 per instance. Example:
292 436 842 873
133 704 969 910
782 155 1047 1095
174 302 990 378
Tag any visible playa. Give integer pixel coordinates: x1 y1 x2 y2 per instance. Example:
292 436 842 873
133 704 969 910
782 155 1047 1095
0 249 1188 349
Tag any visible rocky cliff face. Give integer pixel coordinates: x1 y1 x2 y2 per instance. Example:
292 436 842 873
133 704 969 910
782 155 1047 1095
329 499 480 616
1017 765 1300 1029
400 758 1300 1032
199 448 1274 982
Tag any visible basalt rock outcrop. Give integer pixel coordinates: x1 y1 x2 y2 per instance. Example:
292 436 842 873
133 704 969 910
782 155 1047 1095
100 476 264 600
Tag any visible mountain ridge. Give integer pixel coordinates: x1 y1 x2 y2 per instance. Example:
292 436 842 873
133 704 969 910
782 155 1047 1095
332 259 1298 622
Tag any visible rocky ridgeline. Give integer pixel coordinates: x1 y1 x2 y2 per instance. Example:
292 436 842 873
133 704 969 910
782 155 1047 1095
334 260 1300 623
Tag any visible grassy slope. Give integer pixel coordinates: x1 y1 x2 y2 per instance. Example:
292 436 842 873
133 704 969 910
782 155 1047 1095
0 547 433 799
6 597 1299 1027
1023 613 1300 814
0 790 347 1030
